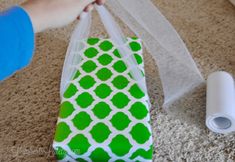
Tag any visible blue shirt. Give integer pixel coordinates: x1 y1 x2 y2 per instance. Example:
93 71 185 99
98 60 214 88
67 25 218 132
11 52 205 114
0 6 34 81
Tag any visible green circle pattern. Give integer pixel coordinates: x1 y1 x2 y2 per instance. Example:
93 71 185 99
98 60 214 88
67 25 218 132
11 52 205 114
92 102 111 119
55 38 152 161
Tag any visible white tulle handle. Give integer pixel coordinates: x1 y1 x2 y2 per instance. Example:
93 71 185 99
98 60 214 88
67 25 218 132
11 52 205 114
107 0 205 107
61 1 205 109
96 5 147 93
60 7 145 96
60 12 91 96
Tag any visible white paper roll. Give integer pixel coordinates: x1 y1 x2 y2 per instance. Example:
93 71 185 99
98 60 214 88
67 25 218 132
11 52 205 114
206 71 235 134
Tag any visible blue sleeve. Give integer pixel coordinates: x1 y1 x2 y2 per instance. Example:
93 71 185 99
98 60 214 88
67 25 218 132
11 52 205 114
0 6 34 81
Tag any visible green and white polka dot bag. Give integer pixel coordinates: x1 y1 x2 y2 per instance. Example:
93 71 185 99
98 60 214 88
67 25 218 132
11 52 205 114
53 6 153 162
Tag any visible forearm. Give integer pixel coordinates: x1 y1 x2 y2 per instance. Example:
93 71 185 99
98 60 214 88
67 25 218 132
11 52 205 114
0 0 106 81
21 0 95 33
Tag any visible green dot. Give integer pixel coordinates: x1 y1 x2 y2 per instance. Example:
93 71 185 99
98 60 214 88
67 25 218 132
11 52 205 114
112 75 129 90
94 84 112 99
130 146 153 160
134 54 143 65
76 158 88 162
72 112 92 130
115 160 125 162
59 101 75 119
92 102 111 119
84 47 99 58
110 112 131 130
55 147 67 160
76 92 94 108
129 102 148 120
128 70 144 80
90 123 111 143
79 75 96 89
131 37 138 40
81 60 97 73
73 70 81 80
96 68 113 81
113 61 127 73
63 83 78 98
109 135 132 156
129 84 145 99
90 148 111 162
87 38 100 45
111 92 130 109
130 123 151 144
98 54 113 66
129 41 141 52
113 49 121 58
99 40 113 51
54 122 71 142
68 134 91 155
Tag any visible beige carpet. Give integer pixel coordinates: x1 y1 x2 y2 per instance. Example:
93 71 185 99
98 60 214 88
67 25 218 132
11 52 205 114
0 0 235 161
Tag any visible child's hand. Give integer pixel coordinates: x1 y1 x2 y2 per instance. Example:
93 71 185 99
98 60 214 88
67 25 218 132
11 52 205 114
22 0 106 33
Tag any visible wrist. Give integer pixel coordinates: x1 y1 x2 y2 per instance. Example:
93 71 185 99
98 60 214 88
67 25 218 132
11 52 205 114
21 0 95 33
21 1 46 33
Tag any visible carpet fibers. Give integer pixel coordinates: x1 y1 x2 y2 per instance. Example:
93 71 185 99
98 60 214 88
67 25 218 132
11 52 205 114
0 0 235 161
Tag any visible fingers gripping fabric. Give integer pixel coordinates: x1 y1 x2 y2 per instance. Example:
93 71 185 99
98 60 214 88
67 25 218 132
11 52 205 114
53 38 153 162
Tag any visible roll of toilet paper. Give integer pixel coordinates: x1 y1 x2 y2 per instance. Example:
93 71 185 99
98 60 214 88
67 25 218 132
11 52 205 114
206 71 235 134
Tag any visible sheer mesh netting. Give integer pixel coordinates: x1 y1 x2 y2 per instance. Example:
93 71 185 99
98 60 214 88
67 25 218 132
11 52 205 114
61 1 205 110
107 0 205 108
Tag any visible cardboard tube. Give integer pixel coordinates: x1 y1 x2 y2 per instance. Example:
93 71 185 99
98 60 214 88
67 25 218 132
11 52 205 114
206 71 235 134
